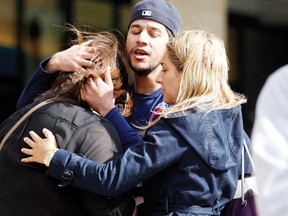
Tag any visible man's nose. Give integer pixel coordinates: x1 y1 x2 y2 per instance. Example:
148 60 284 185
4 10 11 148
137 31 149 44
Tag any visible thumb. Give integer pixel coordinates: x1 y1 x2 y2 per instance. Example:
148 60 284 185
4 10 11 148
42 128 53 139
42 128 58 148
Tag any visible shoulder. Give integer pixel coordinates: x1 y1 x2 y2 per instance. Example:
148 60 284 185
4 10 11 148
30 102 107 134
264 65 288 92
39 102 111 128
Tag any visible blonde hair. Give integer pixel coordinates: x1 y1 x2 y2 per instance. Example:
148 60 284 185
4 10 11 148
155 29 247 121
42 25 129 110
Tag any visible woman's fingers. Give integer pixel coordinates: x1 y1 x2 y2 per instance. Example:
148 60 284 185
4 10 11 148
21 129 58 164
23 136 35 148
84 77 96 98
29 130 42 143
43 128 51 138
21 156 34 163
21 146 36 163
21 148 33 156
42 128 58 148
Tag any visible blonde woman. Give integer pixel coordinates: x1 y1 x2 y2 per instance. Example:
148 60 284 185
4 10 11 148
22 29 250 216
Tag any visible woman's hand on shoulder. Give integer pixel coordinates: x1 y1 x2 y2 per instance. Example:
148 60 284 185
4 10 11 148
21 128 59 167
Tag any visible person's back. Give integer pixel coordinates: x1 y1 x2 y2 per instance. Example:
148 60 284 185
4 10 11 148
140 107 244 215
0 99 132 215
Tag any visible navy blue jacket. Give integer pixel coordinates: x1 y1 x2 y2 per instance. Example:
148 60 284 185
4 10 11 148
48 106 249 215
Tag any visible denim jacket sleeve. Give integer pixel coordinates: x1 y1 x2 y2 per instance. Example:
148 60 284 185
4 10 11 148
48 121 186 197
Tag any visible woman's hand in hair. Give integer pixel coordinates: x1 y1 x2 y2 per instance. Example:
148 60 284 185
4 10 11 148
84 66 115 116
45 40 96 73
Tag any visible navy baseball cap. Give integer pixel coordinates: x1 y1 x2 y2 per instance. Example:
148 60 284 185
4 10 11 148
128 0 183 37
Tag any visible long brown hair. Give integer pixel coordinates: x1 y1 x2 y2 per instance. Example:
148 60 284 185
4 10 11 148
42 25 129 110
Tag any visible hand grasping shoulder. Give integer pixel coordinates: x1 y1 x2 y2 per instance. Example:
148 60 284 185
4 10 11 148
21 128 59 167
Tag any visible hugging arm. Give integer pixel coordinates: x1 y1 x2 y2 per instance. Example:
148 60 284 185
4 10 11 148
22 125 184 197
84 67 142 149
16 59 58 109
17 40 95 109
105 107 142 150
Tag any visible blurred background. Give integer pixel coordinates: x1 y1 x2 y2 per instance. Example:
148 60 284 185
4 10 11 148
1 0 288 136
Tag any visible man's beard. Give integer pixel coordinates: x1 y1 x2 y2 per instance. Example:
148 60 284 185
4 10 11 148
129 61 159 77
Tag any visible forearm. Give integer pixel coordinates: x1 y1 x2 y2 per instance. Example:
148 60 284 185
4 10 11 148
47 128 183 197
105 107 142 150
48 149 139 196
16 58 58 109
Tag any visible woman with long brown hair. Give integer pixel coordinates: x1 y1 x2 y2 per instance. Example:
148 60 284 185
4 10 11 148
0 26 135 216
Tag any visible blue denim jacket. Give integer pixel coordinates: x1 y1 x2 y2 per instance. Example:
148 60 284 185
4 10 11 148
49 105 249 216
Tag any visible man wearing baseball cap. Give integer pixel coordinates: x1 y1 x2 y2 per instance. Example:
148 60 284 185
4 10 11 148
118 1 183 213
128 0 183 37
114 0 183 130
18 1 183 131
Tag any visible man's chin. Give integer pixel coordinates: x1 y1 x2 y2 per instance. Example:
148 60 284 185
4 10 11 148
130 63 152 76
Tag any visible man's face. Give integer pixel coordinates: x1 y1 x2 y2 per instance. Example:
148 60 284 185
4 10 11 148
126 19 170 76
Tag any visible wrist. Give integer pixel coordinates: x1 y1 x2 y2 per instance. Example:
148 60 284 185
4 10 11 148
100 105 116 117
44 148 59 167
44 54 60 73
